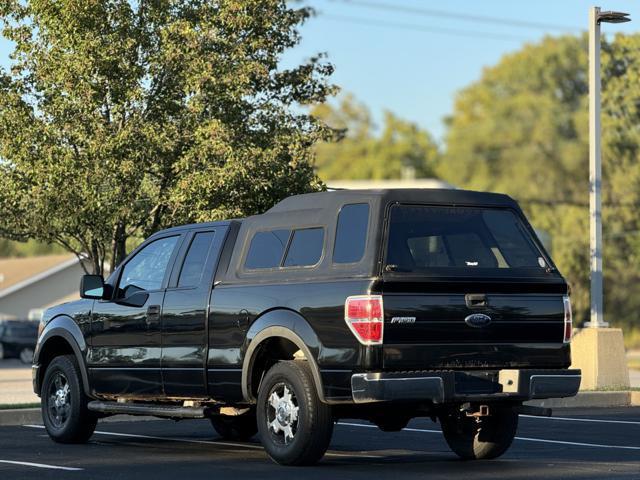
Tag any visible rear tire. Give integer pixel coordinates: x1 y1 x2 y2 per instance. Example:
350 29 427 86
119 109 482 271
210 409 258 441
439 406 518 460
257 360 333 466
0 342 4 360
41 355 97 444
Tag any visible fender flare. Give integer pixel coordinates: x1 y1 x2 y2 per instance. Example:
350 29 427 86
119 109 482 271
241 309 325 403
34 315 92 397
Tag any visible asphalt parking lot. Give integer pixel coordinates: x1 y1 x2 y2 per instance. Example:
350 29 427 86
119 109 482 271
0 407 638 479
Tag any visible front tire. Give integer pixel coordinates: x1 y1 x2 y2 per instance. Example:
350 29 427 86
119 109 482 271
439 406 518 460
210 409 258 441
41 355 97 444
257 360 333 466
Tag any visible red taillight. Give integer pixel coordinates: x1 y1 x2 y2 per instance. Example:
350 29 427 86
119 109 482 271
345 295 384 345
563 295 572 343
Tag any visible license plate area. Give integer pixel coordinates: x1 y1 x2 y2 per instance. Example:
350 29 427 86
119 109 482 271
453 371 501 395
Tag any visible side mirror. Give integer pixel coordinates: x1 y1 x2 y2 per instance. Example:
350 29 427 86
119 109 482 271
116 291 149 308
80 275 106 299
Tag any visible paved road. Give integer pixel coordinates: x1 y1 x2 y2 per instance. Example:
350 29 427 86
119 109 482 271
0 407 638 479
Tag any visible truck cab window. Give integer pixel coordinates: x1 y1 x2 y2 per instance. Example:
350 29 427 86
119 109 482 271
118 236 179 297
177 231 216 287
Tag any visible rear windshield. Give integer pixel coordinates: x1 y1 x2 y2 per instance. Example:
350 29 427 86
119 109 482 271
386 205 549 276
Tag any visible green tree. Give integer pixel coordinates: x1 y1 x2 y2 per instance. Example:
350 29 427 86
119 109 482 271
313 95 439 181
441 33 640 332
0 239 64 258
0 0 334 275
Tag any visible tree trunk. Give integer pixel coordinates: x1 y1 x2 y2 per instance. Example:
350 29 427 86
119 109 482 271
110 222 128 273
91 253 101 276
90 239 102 276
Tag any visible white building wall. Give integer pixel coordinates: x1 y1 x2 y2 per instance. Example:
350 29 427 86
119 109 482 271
0 262 85 319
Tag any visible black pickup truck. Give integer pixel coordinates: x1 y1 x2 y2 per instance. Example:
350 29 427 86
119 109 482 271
33 189 580 465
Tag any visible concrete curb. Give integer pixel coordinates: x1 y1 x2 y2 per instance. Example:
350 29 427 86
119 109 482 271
0 408 41 426
527 391 637 409
0 392 638 426
0 408 164 426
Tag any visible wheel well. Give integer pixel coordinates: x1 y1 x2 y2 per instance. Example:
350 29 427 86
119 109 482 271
37 336 74 394
249 337 305 399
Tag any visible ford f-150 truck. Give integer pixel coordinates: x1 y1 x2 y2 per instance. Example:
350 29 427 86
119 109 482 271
33 189 580 465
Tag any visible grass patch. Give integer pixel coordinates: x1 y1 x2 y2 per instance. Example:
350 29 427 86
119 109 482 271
0 402 39 410
586 387 632 392
627 359 640 370
578 387 640 392
624 328 640 350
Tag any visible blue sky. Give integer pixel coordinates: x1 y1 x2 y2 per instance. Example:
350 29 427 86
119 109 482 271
286 0 639 141
0 1 637 143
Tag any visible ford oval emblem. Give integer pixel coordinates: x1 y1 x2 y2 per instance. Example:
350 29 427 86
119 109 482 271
465 313 492 328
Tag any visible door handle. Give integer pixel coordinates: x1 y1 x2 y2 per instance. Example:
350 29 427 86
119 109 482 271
146 305 161 325
236 309 250 330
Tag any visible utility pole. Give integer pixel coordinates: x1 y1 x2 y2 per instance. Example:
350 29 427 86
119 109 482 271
585 6 630 328
571 7 631 391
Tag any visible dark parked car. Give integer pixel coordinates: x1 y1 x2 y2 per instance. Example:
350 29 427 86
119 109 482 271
33 189 580 465
0 319 39 364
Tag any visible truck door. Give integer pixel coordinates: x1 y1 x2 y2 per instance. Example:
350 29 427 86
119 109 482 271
161 227 227 397
88 234 182 396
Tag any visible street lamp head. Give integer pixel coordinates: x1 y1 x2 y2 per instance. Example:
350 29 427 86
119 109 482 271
597 10 631 24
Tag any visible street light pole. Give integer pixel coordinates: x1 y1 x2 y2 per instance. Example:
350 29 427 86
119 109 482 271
585 6 630 328
587 6 605 328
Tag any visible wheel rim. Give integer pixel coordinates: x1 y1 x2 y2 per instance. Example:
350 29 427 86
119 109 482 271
266 382 299 445
47 371 71 429
20 348 33 364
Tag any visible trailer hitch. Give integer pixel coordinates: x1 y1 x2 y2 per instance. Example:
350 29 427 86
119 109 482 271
461 403 490 417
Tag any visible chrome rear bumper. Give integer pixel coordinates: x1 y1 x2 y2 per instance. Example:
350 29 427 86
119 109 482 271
351 369 581 404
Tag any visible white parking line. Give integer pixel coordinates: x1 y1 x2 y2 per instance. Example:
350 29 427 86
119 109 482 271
24 425 379 459
521 414 640 426
26 418 640 459
339 421 441 434
0 459 83 471
338 421 640 451
514 436 640 450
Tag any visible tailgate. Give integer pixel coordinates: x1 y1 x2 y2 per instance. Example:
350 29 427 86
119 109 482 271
382 282 570 370
381 203 570 370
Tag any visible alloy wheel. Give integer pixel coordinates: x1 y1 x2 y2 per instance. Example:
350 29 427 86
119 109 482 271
266 383 299 445
47 371 71 428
